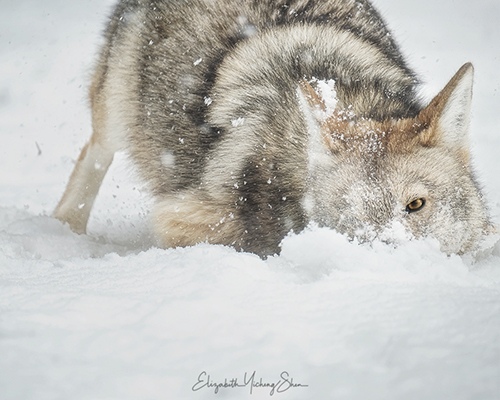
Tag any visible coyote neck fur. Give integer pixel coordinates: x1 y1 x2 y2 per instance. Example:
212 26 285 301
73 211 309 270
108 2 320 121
197 24 421 255
204 24 421 200
210 24 420 126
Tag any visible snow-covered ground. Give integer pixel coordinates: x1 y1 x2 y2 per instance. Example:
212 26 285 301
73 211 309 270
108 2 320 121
1 1 499 399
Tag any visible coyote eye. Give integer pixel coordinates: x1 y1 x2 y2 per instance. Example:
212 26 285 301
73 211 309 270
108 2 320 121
406 198 426 213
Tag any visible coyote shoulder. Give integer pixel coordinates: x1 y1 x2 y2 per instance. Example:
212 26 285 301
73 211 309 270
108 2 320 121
54 0 493 256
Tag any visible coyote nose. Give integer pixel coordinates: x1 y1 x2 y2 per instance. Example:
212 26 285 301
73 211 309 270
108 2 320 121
364 202 394 227
361 186 395 226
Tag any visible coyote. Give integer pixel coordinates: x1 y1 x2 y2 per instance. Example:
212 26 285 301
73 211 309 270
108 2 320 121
54 0 492 256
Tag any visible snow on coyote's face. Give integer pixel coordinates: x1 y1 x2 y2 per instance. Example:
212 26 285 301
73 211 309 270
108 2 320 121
298 66 492 255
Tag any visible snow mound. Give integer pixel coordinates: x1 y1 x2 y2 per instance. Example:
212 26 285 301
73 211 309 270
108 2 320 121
1 209 500 400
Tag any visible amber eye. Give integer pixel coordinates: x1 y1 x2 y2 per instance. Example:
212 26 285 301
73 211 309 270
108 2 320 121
406 198 426 213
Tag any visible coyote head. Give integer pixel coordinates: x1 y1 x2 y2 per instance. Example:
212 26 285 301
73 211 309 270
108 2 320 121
299 63 492 254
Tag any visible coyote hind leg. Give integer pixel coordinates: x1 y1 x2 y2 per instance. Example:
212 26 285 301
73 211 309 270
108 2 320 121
53 132 114 234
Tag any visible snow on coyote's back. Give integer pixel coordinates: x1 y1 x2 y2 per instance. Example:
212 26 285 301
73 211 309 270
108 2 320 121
53 0 493 256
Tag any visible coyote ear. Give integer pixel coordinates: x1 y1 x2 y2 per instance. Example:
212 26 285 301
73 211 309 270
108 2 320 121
297 80 340 155
298 80 327 113
419 63 474 149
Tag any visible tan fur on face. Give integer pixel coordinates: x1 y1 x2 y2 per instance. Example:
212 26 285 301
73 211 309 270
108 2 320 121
313 63 475 163
300 79 424 156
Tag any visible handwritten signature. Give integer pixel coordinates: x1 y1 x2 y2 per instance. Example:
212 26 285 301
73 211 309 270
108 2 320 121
192 371 308 396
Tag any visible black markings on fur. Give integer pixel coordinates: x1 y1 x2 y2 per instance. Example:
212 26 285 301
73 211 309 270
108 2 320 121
236 158 307 256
